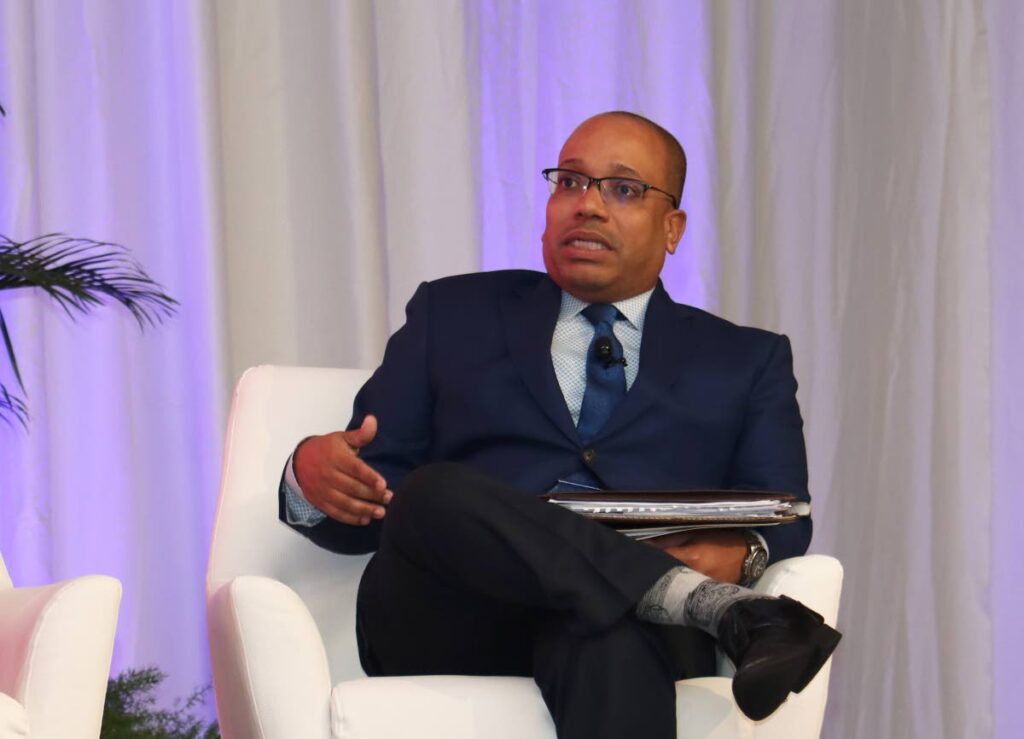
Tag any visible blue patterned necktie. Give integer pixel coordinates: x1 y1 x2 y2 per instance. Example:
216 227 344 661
576 303 627 444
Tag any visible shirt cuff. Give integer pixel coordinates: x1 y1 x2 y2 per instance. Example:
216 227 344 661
283 451 327 527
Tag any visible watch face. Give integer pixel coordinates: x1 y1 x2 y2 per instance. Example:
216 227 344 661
742 533 769 584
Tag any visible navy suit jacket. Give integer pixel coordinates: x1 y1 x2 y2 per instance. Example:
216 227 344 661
283 269 812 563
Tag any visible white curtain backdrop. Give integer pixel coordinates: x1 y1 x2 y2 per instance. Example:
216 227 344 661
1 2 1020 736
0 0 226 706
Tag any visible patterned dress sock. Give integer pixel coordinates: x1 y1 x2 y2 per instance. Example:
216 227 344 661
636 566 764 635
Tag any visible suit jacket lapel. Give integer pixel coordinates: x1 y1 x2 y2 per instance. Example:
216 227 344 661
598 282 699 439
500 276 578 443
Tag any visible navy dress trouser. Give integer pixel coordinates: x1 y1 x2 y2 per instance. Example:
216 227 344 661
355 462 717 739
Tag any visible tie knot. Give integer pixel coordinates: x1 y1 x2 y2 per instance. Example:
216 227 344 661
582 303 620 327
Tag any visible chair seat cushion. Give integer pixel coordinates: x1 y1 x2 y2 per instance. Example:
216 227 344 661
330 675 750 739
331 675 554 739
0 691 29 738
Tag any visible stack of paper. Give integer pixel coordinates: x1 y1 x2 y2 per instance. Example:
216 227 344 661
541 489 810 540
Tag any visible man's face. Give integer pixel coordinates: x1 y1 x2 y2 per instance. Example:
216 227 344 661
541 115 687 303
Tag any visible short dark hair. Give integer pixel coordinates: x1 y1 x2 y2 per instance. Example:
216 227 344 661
600 111 687 205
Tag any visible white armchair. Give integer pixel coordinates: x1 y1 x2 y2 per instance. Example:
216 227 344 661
207 365 843 739
0 553 121 739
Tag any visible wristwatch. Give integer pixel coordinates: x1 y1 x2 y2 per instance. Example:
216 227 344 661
740 530 768 586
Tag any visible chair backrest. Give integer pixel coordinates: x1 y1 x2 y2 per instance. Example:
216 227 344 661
207 365 373 681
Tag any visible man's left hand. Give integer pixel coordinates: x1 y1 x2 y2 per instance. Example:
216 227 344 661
645 529 748 584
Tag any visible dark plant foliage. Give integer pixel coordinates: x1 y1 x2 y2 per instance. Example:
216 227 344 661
0 234 178 426
101 667 220 739
0 382 27 425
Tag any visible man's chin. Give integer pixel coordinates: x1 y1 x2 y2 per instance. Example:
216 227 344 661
550 271 616 303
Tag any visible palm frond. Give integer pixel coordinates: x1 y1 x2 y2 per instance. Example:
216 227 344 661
0 382 28 429
0 234 179 427
0 234 178 327
0 306 22 389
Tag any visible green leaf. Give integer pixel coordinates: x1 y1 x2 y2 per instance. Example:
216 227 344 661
0 234 178 327
102 667 220 738
0 306 24 390
0 382 28 428
0 233 179 427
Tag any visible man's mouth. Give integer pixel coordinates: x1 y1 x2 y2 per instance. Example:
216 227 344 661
565 239 610 251
562 231 613 252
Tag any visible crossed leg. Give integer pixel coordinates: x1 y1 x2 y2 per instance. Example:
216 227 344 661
355 462 707 739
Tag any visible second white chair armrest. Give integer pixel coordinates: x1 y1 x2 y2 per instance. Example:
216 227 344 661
208 576 334 739
752 555 843 625
0 691 29 738
0 575 121 739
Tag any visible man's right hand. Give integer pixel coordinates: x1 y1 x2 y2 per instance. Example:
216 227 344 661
292 415 393 526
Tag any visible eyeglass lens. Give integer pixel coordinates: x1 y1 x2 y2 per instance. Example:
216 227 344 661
545 170 647 205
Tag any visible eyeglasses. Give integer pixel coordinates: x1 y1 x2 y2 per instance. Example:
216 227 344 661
541 168 678 209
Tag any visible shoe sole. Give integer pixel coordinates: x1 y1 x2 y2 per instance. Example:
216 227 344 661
793 622 842 694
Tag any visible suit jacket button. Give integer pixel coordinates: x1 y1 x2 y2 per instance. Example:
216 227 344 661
582 448 596 464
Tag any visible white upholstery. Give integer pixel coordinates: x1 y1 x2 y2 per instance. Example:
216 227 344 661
0 691 29 739
0 553 122 739
207 365 843 739
329 675 753 739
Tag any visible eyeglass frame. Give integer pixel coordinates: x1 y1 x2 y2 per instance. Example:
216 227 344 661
541 168 679 209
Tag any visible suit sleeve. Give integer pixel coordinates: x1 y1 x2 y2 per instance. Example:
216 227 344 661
277 282 435 554
727 334 812 563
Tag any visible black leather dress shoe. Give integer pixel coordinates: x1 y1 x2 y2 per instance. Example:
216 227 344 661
717 595 842 721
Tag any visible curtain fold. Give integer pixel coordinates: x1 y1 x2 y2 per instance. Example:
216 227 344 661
0 0 226 705
215 0 481 381
986 2 1023 738
0 1 1018 735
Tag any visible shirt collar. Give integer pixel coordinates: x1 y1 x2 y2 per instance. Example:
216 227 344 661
558 287 655 332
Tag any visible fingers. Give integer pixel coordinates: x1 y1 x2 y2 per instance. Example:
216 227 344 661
645 531 694 549
307 472 394 526
293 425 394 526
326 465 393 507
314 487 389 526
331 448 389 501
664 545 720 580
663 545 696 566
663 534 746 584
312 460 393 525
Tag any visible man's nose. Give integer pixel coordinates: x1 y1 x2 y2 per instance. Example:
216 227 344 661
575 183 608 218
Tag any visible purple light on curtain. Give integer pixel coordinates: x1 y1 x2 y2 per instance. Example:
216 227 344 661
987 1 1024 736
0 0 224 711
473 0 717 310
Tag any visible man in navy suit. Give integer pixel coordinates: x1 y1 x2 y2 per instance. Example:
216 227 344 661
280 112 839 738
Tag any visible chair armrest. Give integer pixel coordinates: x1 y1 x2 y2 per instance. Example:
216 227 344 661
0 575 121 739
207 576 333 739
751 554 843 627
0 692 29 738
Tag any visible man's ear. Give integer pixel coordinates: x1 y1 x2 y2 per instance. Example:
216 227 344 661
665 209 687 255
